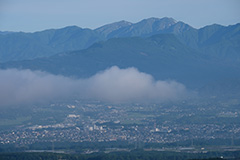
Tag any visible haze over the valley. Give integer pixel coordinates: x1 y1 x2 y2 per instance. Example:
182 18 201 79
0 67 189 107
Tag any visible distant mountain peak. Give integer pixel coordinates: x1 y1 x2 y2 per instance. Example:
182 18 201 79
139 17 177 25
60 25 82 30
117 20 132 25
37 25 83 34
95 20 132 35
146 17 177 22
133 17 178 31
95 17 179 36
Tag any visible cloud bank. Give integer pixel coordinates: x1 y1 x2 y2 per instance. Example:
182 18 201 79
0 66 188 106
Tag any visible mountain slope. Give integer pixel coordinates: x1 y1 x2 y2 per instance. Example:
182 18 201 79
1 17 239 63
0 26 104 62
198 23 240 61
96 17 180 38
1 34 239 89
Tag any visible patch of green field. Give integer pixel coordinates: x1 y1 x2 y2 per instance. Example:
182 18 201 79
127 112 155 118
121 119 143 125
0 116 31 127
120 112 154 125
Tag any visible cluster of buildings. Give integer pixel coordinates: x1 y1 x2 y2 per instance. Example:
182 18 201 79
0 101 239 147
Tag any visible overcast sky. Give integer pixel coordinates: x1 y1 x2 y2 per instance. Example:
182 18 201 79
0 0 239 32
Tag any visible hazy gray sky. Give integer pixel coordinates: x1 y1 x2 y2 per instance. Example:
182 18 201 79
0 0 239 32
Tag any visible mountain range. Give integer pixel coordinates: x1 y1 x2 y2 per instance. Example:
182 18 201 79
0 17 240 96
1 17 239 62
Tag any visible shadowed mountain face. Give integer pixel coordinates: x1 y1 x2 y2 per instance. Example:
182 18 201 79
1 17 239 63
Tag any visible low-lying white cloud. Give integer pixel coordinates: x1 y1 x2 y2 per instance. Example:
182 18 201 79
0 66 188 106
84 66 187 102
